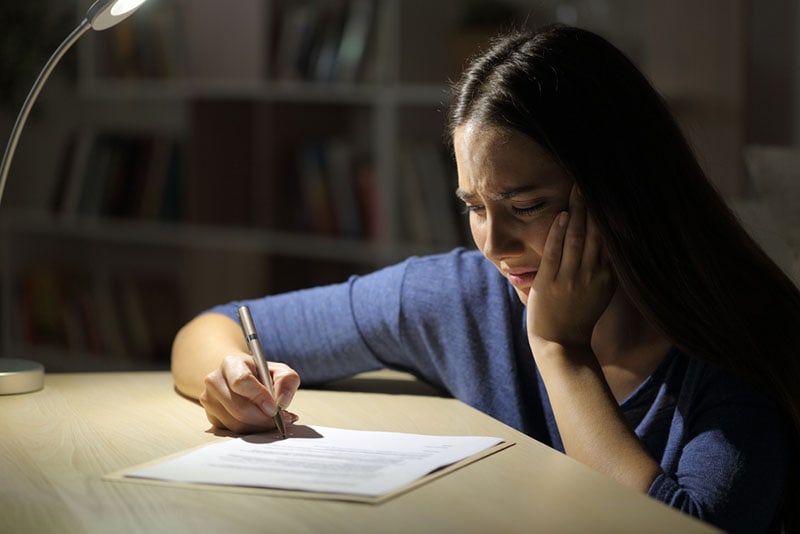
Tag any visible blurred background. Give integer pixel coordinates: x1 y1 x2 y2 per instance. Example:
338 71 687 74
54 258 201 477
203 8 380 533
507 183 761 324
0 0 797 372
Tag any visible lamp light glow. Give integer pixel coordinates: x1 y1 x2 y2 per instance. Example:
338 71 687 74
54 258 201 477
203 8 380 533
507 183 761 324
0 0 150 394
112 0 149 17
87 0 149 31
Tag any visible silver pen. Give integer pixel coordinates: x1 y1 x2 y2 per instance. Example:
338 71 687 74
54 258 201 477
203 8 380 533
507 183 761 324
237 305 286 438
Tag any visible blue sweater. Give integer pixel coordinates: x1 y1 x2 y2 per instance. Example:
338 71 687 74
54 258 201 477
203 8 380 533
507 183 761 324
209 248 789 531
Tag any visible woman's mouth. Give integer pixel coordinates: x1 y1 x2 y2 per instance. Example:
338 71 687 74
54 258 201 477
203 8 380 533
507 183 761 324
506 271 537 288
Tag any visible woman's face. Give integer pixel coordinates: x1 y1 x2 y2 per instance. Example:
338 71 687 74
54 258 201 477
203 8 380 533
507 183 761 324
453 122 574 304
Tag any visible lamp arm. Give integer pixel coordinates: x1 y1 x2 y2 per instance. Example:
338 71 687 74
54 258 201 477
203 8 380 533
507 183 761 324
0 19 92 205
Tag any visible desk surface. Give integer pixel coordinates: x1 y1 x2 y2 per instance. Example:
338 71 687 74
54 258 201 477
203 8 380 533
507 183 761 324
0 371 716 533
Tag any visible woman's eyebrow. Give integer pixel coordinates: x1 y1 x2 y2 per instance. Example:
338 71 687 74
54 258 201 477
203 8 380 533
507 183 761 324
455 185 541 202
455 188 475 202
490 185 541 201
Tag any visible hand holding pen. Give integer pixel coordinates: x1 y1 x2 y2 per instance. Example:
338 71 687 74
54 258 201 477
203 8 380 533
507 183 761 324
237 305 287 438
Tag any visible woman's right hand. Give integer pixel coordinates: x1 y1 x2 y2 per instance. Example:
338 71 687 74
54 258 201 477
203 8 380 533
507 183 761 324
199 353 301 434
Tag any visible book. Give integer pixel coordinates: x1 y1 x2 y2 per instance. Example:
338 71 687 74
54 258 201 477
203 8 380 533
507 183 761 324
114 277 153 359
397 146 432 244
76 133 117 216
127 276 183 361
358 0 391 83
309 4 345 82
354 158 382 240
137 136 174 219
54 130 184 221
409 144 460 246
90 273 130 359
296 142 338 235
333 0 376 82
273 2 322 80
396 144 463 246
18 267 69 349
56 129 99 216
50 131 84 213
272 0 377 83
15 263 183 363
93 0 188 79
156 140 185 222
325 139 363 238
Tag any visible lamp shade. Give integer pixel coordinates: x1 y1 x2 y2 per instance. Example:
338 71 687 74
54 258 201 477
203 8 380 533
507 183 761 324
87 0 149 31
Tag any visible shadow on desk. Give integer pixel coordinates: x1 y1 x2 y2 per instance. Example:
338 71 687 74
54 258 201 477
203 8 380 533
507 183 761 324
315 370 449 397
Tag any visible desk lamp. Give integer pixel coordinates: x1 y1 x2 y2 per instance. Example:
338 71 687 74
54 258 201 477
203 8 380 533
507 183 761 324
0 0 150 394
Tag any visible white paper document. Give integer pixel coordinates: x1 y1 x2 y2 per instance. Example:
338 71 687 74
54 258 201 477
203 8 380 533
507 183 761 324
125 425 505 499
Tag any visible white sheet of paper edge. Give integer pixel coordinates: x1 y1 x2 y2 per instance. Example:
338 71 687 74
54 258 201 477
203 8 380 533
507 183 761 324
119 425 506 500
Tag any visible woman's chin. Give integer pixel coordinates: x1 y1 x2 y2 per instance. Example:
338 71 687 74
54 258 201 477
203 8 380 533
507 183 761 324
514 286 530 305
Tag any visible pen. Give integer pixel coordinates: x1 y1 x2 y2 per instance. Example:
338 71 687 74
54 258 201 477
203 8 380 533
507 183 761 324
237 305 287 438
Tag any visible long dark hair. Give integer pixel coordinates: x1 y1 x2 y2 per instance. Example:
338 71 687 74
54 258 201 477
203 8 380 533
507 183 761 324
448 24 800 530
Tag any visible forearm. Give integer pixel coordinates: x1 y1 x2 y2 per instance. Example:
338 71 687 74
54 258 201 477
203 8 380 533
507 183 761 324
170 312 248 400
534 343 662 492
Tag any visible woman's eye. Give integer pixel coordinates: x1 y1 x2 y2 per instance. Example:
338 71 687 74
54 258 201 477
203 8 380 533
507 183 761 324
462 204 485 215
512 202 546 216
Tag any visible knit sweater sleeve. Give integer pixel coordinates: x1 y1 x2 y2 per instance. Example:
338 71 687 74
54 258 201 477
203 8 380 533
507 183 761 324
645 361 790 533
203 249 511 391
204 260 406 384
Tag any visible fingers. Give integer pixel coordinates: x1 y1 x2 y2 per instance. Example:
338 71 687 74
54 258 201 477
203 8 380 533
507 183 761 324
201 357 273 433
201 387 300 435
271 361 301 409
544 184 607 281
558 185 586 277
223 355 278 416
200 394 264 434
200 354 301 434
538 210 569 282
527 184 615 350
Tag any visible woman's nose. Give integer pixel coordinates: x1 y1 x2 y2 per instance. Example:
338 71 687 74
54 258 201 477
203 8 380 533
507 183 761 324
480 214 524 262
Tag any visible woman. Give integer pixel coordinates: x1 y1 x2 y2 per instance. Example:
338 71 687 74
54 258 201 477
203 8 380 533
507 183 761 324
171 25 799 531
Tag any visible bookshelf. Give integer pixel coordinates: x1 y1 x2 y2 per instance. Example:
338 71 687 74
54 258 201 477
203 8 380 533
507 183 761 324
0 0 746 371
0 0 485 371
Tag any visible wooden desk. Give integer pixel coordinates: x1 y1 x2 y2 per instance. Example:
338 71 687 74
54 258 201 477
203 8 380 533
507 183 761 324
0 371 716 533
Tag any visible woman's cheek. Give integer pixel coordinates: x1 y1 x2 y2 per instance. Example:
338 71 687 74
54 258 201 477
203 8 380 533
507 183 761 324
525 216 556 253
468 218 481 248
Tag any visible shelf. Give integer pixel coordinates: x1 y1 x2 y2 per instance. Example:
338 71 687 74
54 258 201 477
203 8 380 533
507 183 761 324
0 0 485 370
1 210 463 267
2 0 747 371
1 209 466 368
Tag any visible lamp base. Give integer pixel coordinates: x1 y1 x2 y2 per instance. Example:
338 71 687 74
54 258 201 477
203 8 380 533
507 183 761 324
0 358 45 395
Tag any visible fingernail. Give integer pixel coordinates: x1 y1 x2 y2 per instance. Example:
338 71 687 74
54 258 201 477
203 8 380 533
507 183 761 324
261 400 276 417
559 212 569 227
277 392 293 410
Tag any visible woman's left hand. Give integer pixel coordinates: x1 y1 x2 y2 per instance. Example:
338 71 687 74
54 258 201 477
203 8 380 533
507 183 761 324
525 185 663 493
527 184 616 352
